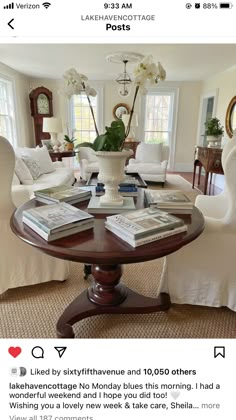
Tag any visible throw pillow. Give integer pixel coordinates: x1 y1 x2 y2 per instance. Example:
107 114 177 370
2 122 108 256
21 156 42 180
16 146 55 174
14 156 34 185
34 146 55 174
141 143 163 163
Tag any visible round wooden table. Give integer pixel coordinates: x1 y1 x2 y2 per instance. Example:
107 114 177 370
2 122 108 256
11 191 204 338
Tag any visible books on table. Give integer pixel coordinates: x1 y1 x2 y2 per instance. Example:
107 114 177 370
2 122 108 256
23 202 94 242
105 207 187 247
87 196 136 214
96 186 138 197
105 222 187 247
144 190 193 214
96 180 138 197
34 185 91 204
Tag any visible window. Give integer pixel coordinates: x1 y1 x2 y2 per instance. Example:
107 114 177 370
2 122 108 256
70 84 103 145
0 76 17 146
143 91 174 145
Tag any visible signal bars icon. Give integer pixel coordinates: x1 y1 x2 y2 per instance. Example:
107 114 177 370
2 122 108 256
3 2 14 8
42 2 51 8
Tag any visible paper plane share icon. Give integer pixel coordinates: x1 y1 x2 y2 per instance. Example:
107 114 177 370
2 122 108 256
54 347 67 358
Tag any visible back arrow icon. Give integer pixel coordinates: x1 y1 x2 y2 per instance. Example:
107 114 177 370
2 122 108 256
8 19 14 29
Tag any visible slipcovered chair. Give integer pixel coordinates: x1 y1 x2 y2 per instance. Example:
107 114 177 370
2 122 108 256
159 144 236 311
126 143 169 184
0 136 70 295
78 147 99 180
195 132 236 218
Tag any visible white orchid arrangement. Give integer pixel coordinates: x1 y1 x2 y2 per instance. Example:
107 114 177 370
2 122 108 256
62 55 166 151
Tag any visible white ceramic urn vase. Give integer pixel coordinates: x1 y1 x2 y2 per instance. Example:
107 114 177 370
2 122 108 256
96 150 133 206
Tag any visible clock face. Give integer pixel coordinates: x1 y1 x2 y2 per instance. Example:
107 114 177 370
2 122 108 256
37 93 50 114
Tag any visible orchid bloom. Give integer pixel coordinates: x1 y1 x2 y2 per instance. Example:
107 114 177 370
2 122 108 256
63 68 97 98
134 55 166 89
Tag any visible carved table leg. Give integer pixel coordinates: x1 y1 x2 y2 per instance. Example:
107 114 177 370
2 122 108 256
56 263 171 338
192 162 197 189
198 164 202 186
204 171 209 195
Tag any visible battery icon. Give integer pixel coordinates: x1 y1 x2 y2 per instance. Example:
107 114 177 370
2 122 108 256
219 2 233 7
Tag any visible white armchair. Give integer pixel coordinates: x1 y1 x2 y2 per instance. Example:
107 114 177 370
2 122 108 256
195 134 236 218
0 136 70 295
159 144 236 311
126 143 169 184
78 147 99 180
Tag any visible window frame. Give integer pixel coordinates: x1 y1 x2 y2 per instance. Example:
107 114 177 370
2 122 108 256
140 86 179 171
0 74 18 147
68 82 104 144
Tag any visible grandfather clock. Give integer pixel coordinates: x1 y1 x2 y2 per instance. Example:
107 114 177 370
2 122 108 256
29 87 53 146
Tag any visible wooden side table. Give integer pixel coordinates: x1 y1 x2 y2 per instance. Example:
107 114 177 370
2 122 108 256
49 151 76 162
192 146 223 195
123 141 140 164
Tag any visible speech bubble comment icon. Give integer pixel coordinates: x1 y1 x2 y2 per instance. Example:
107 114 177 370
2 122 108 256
31 346 44 359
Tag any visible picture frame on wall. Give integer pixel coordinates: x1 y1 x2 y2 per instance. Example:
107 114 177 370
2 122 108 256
113 103 130 120
41 139 53 150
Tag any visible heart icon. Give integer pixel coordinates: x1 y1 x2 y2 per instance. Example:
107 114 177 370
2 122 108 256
171 391 180 400
8 347 22 358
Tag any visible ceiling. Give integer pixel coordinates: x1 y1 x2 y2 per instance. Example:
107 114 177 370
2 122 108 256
1 44 236 81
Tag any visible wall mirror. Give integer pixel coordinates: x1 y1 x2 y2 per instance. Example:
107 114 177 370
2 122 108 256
225 96 236 138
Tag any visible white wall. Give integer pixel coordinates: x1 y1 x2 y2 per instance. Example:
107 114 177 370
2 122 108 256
0 62 33 147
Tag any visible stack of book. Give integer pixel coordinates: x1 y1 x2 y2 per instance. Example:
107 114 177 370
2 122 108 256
23 202 94 242
144 190 194 214
96 181 138 197
105 207 187 247
34 185 91 205
87 196 136 214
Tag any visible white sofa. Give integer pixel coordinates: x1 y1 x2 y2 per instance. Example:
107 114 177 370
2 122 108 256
12 146 75 207
126 143 169 184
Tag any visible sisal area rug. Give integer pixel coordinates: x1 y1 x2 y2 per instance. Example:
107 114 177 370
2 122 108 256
0 175 235 339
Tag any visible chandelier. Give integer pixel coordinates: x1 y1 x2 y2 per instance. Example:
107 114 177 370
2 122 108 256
106 51 144 98
116 59 132 97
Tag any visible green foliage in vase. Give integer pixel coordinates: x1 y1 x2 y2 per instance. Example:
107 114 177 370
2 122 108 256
205 117 224 136
75 120 126 152
64 134 77 143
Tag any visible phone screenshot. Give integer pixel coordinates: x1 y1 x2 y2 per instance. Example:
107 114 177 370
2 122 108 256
0 1 235 419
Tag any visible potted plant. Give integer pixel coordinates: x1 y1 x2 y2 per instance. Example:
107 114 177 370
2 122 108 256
62 57 166 205
64 134 77 151
205 117 224 148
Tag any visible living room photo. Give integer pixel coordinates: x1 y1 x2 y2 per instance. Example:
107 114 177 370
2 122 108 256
0 43 236 339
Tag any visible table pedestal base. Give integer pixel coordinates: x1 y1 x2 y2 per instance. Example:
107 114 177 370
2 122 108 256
56 263 171 338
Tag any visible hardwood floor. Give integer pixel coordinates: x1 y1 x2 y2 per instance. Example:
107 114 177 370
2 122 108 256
170 171 223 196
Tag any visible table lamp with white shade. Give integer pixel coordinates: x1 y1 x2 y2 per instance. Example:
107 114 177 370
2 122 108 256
43 117 62 148
122 113 138 141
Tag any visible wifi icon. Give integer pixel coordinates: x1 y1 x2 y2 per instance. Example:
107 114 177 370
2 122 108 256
42 2 51 8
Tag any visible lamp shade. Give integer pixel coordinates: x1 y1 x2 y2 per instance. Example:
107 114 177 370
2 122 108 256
122 113 138 127
122 114 130 126
43 117 62 134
